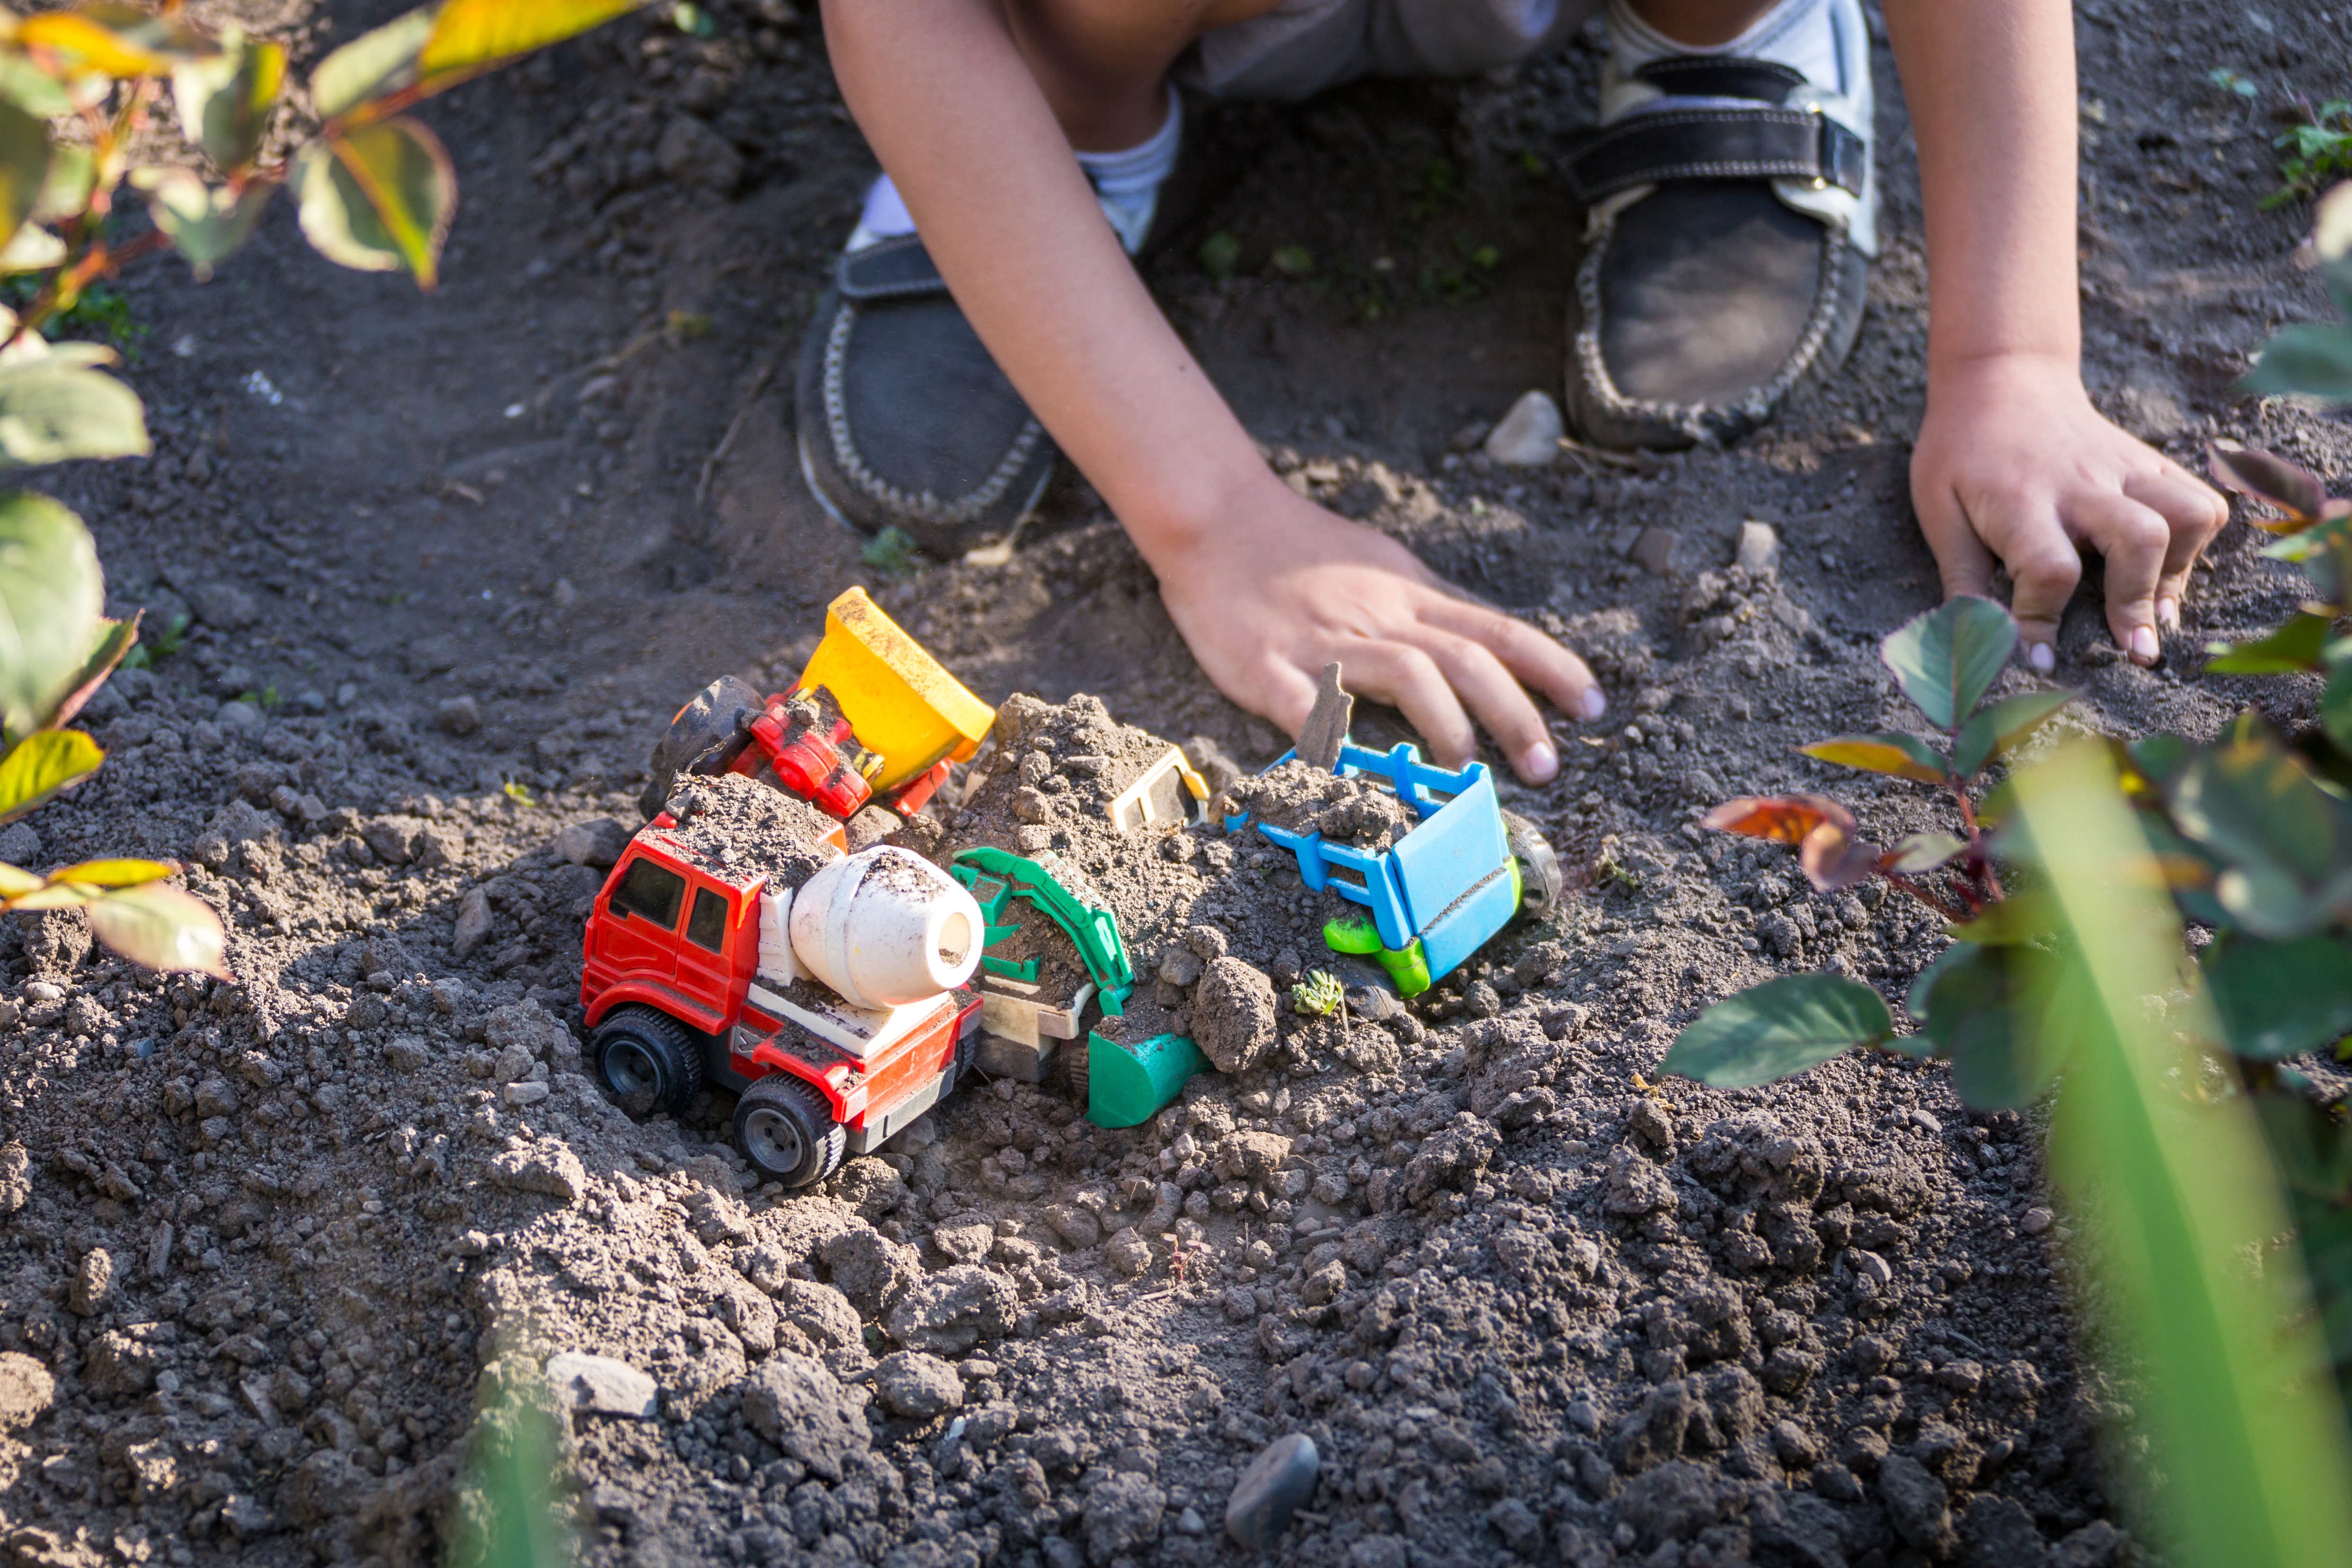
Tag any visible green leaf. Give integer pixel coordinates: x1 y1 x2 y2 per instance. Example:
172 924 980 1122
2251 1092 2352 1201
130 167 274 281
2169 730 2352 938
2241 323 2352 403
0 728 101 822
31 143 93 226
2016 739 2352 1568
1952 689 2078 776
0 358 150 466
0 492 101 735
1887 830 1965 874
1906 939 2075 1107
2326 647 2352 756
416 0 644 82
2204 611 2335 674
308 6 437 122
1198 231 1240 281
1881 596 2017 731
1903 940 1978 1024
46 609 135 730
0 222 62 275
0 97 51 263
2203 933 2352 1059
172 27 285 173
84 881 229 977
1945 890 2060 944
0 58 76 119
1800 731 1950 783
295 119 456 287
1659 974 1893 1088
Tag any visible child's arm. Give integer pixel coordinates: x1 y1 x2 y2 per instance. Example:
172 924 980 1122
822 0 1603 785
1887 0 2226 670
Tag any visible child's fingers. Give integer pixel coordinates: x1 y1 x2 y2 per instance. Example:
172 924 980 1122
2123 468 2229 630
1930 482 2076 671
1420 597 1606 724
2070 491 2171 665
1408 629 1561 784
1342 642 1477 771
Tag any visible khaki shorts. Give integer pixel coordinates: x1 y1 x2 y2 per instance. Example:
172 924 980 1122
1181 0 1601 101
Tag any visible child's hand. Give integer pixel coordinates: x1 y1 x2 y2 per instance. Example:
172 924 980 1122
1909 353 2228 670
1147 474 1606 785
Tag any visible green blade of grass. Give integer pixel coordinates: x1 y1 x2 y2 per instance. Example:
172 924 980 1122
2018 740 2352 1568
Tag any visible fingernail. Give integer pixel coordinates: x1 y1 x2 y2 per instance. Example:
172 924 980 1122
1522 740 1559 783
2028 643 2056 674
1579 687 1607 721
2130 625 2159 663
2157 597 2180 631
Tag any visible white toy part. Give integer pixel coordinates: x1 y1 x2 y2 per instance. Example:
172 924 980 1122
757 886 799 988
788 846 984 1010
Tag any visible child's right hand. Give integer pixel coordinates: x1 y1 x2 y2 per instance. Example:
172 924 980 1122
1144 472 1605 786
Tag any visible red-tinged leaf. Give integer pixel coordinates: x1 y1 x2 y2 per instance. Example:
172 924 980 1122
2208 442 2327 528
45 609 137 730
1885 831 1966 874
85 881 229 977
1801 732 1949 783
1799 819 1882 891
1702 793 1853 845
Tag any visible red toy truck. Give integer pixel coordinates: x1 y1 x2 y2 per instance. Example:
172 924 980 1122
580 774 987 1187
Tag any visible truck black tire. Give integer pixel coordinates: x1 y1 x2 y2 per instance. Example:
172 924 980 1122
640 674 764 819
590 1006 705 1116
733 1074 846 1188
1064 1038 1090 1115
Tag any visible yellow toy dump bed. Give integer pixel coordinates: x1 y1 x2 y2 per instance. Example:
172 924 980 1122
799 587 994 792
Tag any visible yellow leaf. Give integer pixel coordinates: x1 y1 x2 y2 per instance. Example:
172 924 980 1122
1800 735 1951 784
0 728 102 823
18 5 210 78
86 881 229 976
49 856 176 889
417 0 644 80
0 861 40 898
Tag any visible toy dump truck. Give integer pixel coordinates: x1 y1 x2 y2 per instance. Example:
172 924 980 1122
642 586 995 826
580 773 986 1187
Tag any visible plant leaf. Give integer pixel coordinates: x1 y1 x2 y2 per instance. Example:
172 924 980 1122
84 881 229 977
2240 324 2352 404
1886 830 1966 874
1701 792 1851 845
14 4 210 78
1881 596 2017 731
0 862 38 897
1798 817 1882 891
46 609 136 730
416 0 644 82
296 119 456 287
172 26 285 173
0 57 77 119
0 492 102 735
2203 611 2334 674
0 728 101 823
1659 974 1893 1088
130 167 274 281
0 221 63 274
1945 889 2060 945
0 358 150 466
2252 1092 2352 1201
2208 442 2328 522
308 5 438 122
2169 729 2352 939
0 97 49 264
2204 933 2352 1059
1951 688 2078 776
31 143 94 226
1801 731 1950 783
46 856 175 890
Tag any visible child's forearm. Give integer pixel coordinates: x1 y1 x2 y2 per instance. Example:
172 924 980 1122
820 0 1272 569
1883 0 2080 378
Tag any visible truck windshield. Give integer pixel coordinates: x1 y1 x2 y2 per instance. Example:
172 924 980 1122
611 857 687 927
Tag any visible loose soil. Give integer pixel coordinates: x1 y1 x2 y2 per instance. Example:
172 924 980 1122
3 2 2348 1567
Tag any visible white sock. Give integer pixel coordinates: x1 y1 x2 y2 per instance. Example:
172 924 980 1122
1607 0 1842 97
846 88 1182 257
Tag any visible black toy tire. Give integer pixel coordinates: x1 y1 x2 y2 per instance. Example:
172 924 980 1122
640 674 763 819
1065 1037 1091 1114
590 1006 705 1117
733 1074 847 1188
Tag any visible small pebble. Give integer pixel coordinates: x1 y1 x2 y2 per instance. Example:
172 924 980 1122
2021 1207 2054 1235
1482 391 1562 467
1226 1432 1319 1549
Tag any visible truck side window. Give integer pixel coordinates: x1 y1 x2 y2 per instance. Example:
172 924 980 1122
610 857 687 928
685 887 729 952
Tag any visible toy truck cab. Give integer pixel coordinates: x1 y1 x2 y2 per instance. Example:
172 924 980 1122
580 775 985 1188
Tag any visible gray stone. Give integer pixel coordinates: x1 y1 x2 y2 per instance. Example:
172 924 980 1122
452 887 495 959
1486 1497 1542 1557
1041 1203 1101 1250
1482 389 1563 466
68 1248 112 1317
545 1351 657 1418
1084 1473 1166 1561
821 1228 922 1319
1631 526 1681 577
1959 1494 2051 1567
556 818 632 870
437 696 480 736
0 821 40 869
1193 957 1279 1074
1225 1433 1319 1549
657 115 743 193
1348 1536 1409 1568
738 1352 869 1482
0 1352 54 1428
872 1351 964 1418
187 580 258 630
1878 1452 1956 1557
215 700 263 731
1618 1461 1722 1543
487 1141 585 1203
1733 520 1781 573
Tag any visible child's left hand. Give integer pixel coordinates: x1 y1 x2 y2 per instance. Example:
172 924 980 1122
1908 352 2229 671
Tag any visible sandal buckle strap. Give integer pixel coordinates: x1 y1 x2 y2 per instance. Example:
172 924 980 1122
1563 106 1867 207
836 233 951 301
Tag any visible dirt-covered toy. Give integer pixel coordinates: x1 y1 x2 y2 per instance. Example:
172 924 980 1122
580 773 986 1187
640 585 995 824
